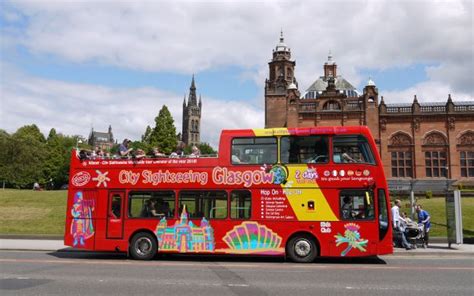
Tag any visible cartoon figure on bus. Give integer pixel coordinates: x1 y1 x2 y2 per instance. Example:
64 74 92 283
334 223 368 256
70 191 95 247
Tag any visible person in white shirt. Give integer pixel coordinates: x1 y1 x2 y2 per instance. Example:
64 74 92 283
391 199 401 229
391 199 412 250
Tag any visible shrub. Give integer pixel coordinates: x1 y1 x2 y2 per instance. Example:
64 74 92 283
425 190 432 199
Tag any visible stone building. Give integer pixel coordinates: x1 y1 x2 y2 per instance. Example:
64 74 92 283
264 33 474 187
182 76 202 147
88 125 114 150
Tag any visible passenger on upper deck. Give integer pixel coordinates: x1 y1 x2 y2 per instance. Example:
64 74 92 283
134 148 146 159
170 141 185 158
95 146 106 159
342 151 356 163
232 149 241 164
119 139 133 158
152 147 166 158
189 145 200 158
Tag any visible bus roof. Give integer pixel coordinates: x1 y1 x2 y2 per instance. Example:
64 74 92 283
221 126 368 137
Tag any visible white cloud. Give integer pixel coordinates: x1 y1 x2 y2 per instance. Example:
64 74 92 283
1 0 472 146
6 0 472 95
0 67 263 148
381 81 471 104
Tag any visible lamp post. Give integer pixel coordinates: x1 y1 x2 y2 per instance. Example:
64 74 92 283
445 166 450 194
76 139 83 150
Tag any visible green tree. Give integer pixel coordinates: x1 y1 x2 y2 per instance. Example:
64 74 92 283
0 125 78 189
2 125 48 188
0 130 11 186
198 142 217 155
47 128 57 141
44 130 76 189
142 125 152 143
149 105 177 154
14 124 46 142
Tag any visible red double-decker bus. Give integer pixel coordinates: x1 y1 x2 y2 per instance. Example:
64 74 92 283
65 126 392 262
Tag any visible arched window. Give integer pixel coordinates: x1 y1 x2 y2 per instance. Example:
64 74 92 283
423 131 448 178
457 130 474 177
322 100 341 111
388 132 413 178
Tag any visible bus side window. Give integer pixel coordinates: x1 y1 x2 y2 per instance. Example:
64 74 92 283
378 189 389 241
333 135 375 164
179 191 228 219
231 137 277 165
231 190 251 219
128 191 175 218
340 190 374 220
110 195 121 218
280 136 329 164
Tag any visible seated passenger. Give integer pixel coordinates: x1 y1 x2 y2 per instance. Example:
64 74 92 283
232 149 241 164
140 200 152 217
342 152 355 162
170 141 185 158
134 148 146 159
111 200 121 218
341 196 354 219
152 147 166 158
149 199 164 217
162 202 171 217
189 145 200 158
241 154 251 163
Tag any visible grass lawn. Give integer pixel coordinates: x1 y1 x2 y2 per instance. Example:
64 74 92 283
392 196 474 238
0 189 67 236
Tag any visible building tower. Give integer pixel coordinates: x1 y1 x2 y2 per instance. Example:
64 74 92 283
182 75 202 147
264 31 299 128
88 125 114 150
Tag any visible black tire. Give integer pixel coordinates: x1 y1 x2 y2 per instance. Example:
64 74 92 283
286 235 318 263
129 232 157 260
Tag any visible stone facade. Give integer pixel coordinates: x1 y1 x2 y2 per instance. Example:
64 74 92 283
264 34 474 183
88 125 114 150
182 76 202 147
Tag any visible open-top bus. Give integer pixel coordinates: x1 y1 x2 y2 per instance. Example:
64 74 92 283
65 126 392 262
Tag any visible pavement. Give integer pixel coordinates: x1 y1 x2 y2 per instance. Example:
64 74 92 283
0 238 472 256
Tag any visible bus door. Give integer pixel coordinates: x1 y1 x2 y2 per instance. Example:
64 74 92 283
107 191 125 239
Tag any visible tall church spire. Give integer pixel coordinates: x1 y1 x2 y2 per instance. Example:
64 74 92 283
182 75 202 146
191 74 196 90
188 75 198 106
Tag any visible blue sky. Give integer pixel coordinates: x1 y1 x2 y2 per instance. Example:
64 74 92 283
9 45 261 101
1 0 472 147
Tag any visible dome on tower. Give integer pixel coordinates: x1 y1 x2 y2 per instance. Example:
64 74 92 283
275 30 290 52
367 77 376 86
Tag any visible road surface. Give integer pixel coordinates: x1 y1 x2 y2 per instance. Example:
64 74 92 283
0 250 473 296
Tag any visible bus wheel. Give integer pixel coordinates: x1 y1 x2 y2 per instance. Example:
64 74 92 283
129 232 157 260
287 235 318 263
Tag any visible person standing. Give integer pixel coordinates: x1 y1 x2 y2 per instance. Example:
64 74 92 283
391 199 412 250
416 204 431 248
391 199 401 229
119 139 133 158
